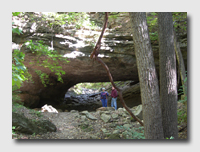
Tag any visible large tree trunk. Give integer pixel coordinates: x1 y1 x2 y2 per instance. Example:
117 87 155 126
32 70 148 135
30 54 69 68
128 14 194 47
129 12 164 139
158 12 178 139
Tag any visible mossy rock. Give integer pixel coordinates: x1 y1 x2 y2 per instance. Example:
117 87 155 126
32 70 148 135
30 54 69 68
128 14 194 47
12 112 57 135
108 133 120 139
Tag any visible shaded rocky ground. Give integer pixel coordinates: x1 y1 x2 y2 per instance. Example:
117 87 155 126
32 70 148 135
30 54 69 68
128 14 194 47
12 103 187 139
12 105 145 139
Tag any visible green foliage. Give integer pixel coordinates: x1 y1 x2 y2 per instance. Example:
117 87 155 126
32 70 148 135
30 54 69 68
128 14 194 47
25 40 69 86
12 12 21 16
12 27 23 35
12 12 23 35
177 72 187 124
172 12 187 32
29 109 42 118
12 126 16 135
12 11 28 94
146 12 187 42
116 126 145 139
12 93 22 103
108 12 120 20
166 136 174 139
12 49 31 91
72 82 111 94
146 12 158 42
12 102 24 112
41 12 97 30
35 70 50 87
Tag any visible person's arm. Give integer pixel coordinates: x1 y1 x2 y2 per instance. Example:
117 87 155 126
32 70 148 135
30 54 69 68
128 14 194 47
107 92 109 96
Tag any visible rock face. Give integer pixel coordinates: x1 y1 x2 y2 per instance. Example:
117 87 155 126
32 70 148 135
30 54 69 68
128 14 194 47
12 12 187 109
61 91 102 111
117 82 142 108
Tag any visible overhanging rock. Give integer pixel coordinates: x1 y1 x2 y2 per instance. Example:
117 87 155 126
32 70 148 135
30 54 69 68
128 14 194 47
12 12 187 109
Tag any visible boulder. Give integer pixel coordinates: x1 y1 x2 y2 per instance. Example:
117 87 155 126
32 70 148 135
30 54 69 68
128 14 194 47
12 112 57 135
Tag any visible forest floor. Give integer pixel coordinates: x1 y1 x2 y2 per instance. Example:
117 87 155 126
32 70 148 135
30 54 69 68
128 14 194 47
12 106 187 140
12 109 144 139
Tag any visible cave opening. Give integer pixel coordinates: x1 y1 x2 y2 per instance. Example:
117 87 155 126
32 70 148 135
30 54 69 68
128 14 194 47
34 80 142 113
60 81 137 112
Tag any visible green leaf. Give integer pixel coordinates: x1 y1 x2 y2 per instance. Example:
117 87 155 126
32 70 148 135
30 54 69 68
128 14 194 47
12 12 21 16
12 28 23 35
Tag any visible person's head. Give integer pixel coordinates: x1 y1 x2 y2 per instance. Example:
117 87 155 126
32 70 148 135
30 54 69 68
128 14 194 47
112 86 115 90
102 88 105 91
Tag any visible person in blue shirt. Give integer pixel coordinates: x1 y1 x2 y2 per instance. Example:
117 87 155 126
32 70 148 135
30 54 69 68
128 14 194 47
100 88 109 107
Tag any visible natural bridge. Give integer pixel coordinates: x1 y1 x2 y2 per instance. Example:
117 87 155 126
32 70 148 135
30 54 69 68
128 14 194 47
12 12 187 110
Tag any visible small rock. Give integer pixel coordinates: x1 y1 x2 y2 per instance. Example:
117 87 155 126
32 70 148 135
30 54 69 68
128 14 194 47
70 110 78 113
134 104 143 120
123 124 132 129
81 110 97 120
86 113 97 120
80 115 86 122
123 117 131 124
113 130 120 134
41 104 58 113
73 113 80 118
111 113 118 119
101 128 108 133
80 110 89 115
122 113 127 117
118 108 124 112
90 135 98 139
106 107 115 111
96 107 106 111
109 123 116 128
101 128 111 136
100 113 111 123
108 133 120 139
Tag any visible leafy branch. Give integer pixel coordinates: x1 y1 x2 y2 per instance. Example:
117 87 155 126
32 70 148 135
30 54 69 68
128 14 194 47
25 40 69 86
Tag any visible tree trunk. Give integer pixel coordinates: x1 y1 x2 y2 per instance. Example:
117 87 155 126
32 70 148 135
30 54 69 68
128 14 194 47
129 12 164 139
158 12 178 139
173 27 187 97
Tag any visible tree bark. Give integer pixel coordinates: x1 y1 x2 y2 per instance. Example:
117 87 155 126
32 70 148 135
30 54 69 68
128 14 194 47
129 12 164 139
158 12 178 139
173 27 187 97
